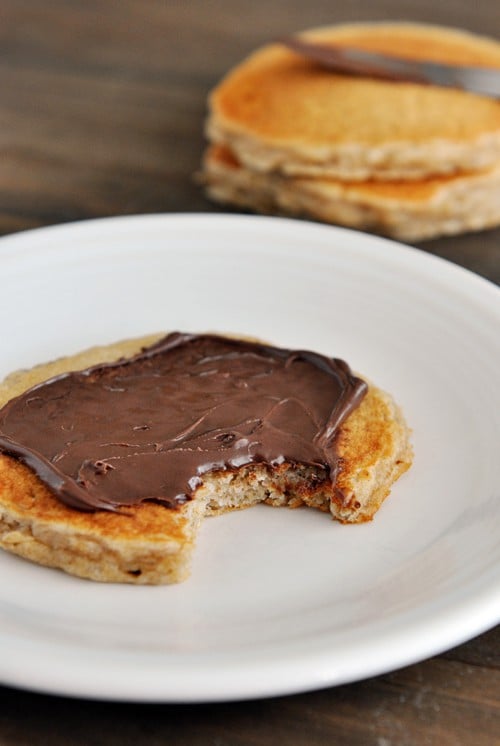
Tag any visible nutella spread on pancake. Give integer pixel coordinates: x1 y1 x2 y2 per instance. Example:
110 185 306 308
0 333 367 512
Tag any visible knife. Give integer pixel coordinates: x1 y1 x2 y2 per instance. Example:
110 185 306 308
280 36 500 98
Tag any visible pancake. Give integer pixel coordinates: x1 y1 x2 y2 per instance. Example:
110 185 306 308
0 334 412 584
202 144 500 241
207 22 500 181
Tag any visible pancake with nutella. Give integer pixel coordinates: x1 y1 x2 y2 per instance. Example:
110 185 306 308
0 333 412 584
207 22 500 181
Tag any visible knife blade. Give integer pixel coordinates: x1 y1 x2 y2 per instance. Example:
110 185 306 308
280 36 500 98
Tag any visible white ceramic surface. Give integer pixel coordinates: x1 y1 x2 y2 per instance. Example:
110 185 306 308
0 214 498 702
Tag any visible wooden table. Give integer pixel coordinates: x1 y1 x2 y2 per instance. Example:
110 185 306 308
0 2 498 743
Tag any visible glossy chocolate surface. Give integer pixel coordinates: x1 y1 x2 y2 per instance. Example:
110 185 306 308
0 333 367 511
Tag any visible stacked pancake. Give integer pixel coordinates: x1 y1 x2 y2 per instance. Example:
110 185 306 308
201 22 500 241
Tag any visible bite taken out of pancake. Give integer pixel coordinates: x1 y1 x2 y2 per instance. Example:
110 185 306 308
0 333 412 584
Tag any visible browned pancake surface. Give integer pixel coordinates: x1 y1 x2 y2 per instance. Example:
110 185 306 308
211 23 500 148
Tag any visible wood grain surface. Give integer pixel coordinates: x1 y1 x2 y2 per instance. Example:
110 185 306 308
0 2 498 744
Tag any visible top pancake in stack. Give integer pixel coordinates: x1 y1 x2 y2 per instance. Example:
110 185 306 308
202 22 500 240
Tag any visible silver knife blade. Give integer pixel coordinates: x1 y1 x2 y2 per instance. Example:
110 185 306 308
281 37 500 98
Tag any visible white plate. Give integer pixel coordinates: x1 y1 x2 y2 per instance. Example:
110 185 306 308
0 214 499 702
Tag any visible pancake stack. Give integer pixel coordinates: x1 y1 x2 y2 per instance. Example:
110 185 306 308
201 22 500 241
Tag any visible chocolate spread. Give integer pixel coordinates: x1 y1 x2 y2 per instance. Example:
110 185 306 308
0 333 367 512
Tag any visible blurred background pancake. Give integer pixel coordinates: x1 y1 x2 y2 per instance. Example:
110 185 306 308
203 143 500 241
207 22 500 181
202 22 500 240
